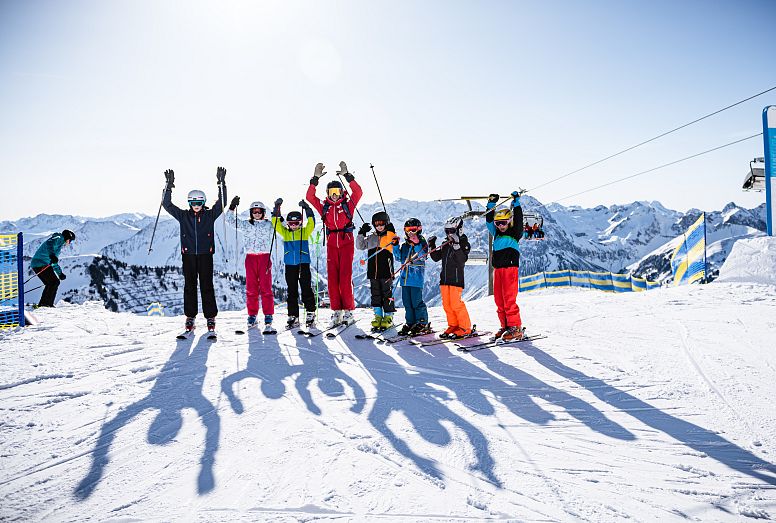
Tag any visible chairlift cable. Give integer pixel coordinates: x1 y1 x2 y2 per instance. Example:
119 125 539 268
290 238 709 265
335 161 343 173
552 132 763 203
528 85 776 193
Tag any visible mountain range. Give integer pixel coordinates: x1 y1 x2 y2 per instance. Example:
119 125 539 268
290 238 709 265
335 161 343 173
1 197 765 315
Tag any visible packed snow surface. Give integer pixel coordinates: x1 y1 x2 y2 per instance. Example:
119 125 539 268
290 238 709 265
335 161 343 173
2 282 776 521
716 236 776 287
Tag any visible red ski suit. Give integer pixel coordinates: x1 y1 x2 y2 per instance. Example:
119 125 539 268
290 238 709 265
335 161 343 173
306 179 362 311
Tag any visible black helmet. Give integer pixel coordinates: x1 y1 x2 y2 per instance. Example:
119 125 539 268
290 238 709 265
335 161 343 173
371 211 389 225
326 180 344 191
404 217 422 235
62 229 76 242
286 211 303 222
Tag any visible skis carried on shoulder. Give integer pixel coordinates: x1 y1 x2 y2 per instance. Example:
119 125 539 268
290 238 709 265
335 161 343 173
456 332 547 353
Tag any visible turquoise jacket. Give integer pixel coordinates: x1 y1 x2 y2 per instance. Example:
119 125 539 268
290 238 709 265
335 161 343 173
31 233 67 276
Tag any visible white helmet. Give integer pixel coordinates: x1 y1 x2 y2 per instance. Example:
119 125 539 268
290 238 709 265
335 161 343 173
444 216 463 234
249 201 267 212
187 189 206 204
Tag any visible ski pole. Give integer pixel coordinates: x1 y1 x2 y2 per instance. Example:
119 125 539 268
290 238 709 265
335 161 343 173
26 284 44 294
148 187 165 254
220 181 229 264
369 163 387 213
334 170 366 224
267 205 279 275
233 202 239 275
24 264 50 285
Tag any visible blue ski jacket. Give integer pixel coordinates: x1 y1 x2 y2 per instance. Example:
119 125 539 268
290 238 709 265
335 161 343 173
486 197 523 268
394 237 428 288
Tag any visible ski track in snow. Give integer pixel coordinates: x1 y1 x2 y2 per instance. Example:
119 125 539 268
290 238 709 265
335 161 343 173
1 286 776 521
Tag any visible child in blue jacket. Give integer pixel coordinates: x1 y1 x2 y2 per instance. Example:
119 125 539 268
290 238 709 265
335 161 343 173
394 217 430 336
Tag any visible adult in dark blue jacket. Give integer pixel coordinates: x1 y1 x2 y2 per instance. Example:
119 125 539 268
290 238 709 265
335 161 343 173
162 168 227 334
30 230 75 307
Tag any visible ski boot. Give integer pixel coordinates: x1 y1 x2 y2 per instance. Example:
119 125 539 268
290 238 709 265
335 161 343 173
440 326 458 339
206 318 217 340
490 327 508 342
379 315 394 331
246 315 258 329
450 326 473 340
341 310 355 326
329 310 344 328
409 322 432 336
185 317 196 333
262 315 276 334
501 326 524 342
371 315 384 332
398 324 413 336
286 316 300 329
305 311 316 328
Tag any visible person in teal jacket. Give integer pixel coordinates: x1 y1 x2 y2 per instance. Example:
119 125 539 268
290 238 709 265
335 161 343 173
30 230 76 307
271 199 318 328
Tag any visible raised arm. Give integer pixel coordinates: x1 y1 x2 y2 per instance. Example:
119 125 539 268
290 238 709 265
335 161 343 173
212 167 227 219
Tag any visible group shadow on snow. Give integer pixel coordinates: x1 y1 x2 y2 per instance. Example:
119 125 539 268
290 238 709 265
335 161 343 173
75 326 776 500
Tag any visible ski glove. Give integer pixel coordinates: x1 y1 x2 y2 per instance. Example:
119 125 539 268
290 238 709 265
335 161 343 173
216 166 226 183
59 273 67 281
344 172 355 183
511 190 520 198
299 200 312 212
164 169 175 189
447 232 460 244
428 235 437 249
274 198 283 207
358 223 371 236
229 196 240 211
391 236 400 246
51 255 58 263
488 193 500 203
314 162 326 178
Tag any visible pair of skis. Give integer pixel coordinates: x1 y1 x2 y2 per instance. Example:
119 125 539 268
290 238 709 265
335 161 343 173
298 320 355 339
176 329 217 341
455 329 547 352
234 323 277 336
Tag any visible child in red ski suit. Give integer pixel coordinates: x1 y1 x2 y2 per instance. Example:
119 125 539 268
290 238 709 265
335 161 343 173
306 161 362 327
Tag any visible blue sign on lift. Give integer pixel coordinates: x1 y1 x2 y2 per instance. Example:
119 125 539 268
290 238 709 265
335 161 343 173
764 106 776 236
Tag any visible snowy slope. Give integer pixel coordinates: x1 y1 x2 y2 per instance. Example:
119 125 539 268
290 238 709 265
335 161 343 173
2 272 775 520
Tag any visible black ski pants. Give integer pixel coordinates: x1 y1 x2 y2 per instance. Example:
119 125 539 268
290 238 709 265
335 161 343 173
285 263 316 318
370 278 395 313
33 265 60 307
182 254 218 319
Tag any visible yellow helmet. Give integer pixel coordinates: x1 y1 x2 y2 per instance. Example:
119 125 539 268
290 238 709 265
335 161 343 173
493 206 512 222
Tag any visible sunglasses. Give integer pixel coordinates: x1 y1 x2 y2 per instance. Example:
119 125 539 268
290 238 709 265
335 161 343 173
373 221 386 227
251 208 265 214
495 220 510 226
189 200 205 207
404 226 421 233
287 220 302 227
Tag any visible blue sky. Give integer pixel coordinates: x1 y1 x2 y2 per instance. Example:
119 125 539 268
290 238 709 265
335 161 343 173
1 0 774 220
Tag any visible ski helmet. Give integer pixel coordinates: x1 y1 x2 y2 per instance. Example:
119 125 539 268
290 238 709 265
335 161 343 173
444 216 463 235
286 210 303 223
326 180 344 198
187 189 206 206
371 211 389 226
249 201 266 213
62 229 76 242
493 206 512 222
404 217 422 235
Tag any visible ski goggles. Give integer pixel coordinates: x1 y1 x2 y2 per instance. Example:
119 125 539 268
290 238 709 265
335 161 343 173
373 220 387 227
495 220 510 227
404 226 421 233
251 208 265 214
327 187 343 197
444 227 458 235
189 200 205 207
286 220 302 227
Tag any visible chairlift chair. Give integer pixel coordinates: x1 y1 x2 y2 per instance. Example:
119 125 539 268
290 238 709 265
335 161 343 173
522 212 545 240
742 157 766 192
